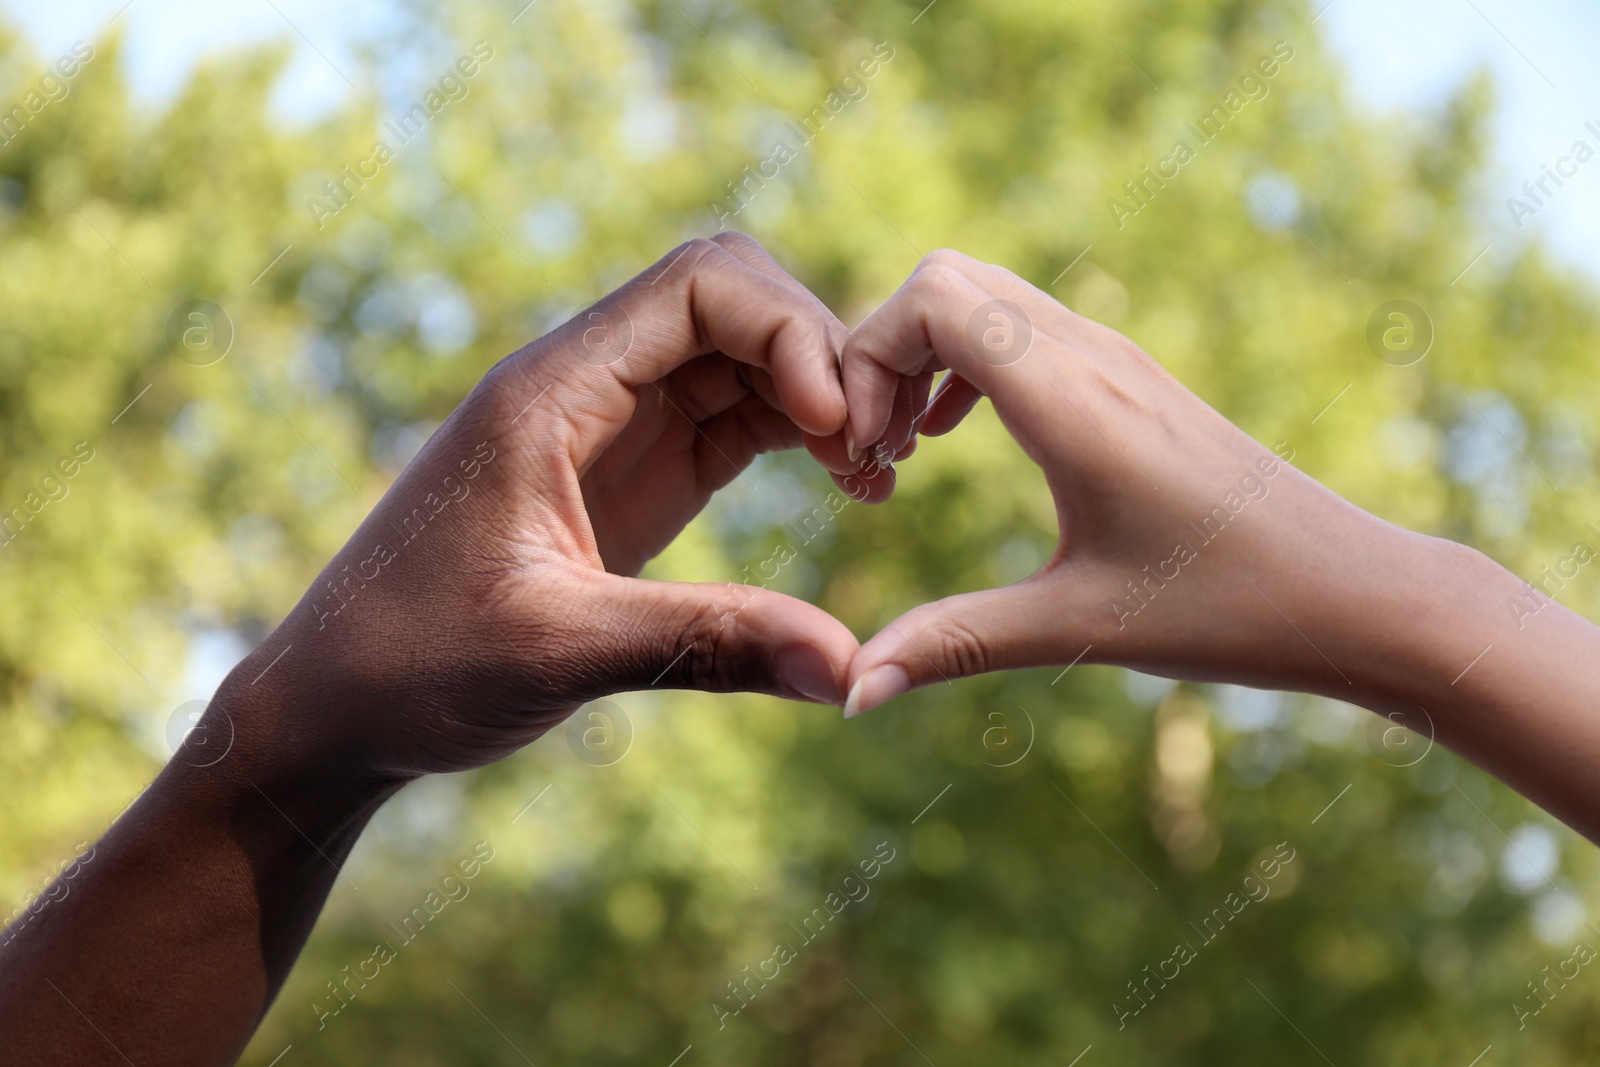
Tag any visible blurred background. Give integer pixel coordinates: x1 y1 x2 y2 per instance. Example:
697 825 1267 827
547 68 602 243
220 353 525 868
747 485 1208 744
4 0 1600 1063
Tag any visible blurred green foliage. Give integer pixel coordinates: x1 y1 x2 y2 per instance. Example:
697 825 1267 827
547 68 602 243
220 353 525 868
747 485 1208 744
3 0 1600 1063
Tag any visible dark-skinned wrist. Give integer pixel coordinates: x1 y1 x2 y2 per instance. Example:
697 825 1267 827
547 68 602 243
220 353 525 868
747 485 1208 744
200 635 409 845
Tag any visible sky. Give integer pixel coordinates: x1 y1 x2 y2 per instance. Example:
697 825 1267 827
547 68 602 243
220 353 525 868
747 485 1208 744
3 0 1599 280
0 0 395 118
1314 0 1600 282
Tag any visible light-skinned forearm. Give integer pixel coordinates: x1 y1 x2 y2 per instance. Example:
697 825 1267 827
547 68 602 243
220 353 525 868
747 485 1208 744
1324 529 1600 844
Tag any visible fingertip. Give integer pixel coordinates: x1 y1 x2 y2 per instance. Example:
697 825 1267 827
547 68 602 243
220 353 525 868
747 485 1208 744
847 409 889 458
841 337 900 451
784 386 848 440
843 663 910 718
815 320 853 433
713 583 859 703
804 430 854 476
778 643 847 706
920 373 984 437
810 367 852 438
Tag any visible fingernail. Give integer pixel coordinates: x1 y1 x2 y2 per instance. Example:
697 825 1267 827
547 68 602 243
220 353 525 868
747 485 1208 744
846 427 862 463
779 646 841 705
843 665 909 719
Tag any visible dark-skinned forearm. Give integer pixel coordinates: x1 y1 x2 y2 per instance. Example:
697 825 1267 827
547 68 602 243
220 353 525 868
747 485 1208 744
0 654 401 1066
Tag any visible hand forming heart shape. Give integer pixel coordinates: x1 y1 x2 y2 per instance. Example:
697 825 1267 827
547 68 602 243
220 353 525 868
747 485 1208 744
215 232 1430 787
219 232 884 783
835 249 1424 719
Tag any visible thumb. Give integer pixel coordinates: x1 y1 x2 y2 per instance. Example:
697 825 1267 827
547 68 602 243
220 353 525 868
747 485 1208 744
844 581 1070 718
571 573 858 705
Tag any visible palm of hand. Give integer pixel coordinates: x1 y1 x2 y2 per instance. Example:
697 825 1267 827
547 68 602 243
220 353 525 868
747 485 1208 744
579 355 802 577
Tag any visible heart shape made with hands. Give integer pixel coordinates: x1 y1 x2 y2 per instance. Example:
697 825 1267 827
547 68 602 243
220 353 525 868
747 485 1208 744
306 231 1339 782
505 236 1288 722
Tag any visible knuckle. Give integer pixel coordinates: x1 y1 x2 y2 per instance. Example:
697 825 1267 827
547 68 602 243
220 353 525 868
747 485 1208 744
909 251 978 305
708 229 765 257
477 356 531 406
649 238 726 287
679 236 729 271
666 594 738 690
929 614 991 679
917 248 977 275
471 358 563 439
